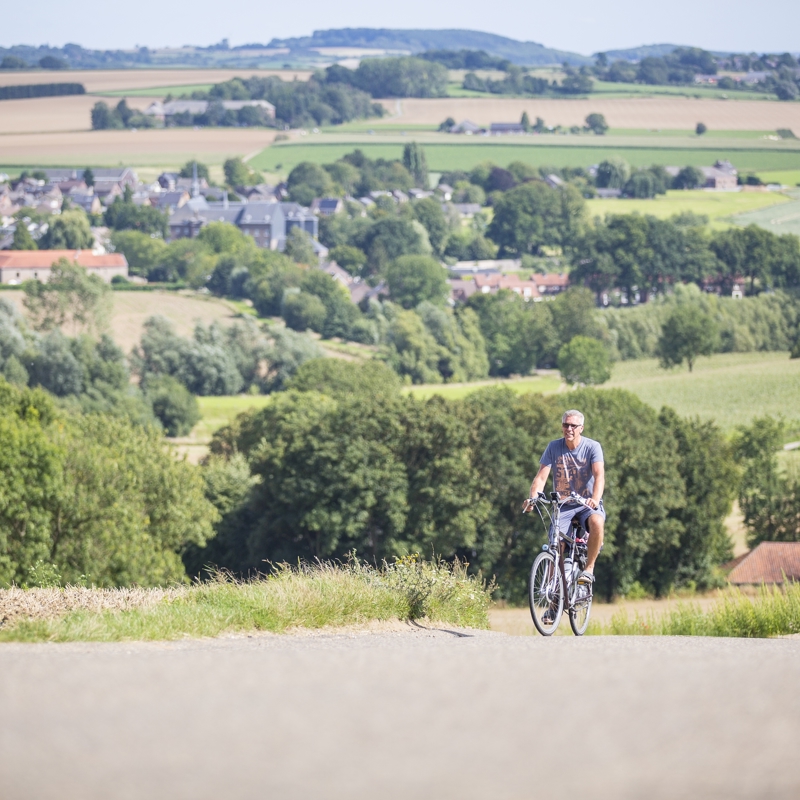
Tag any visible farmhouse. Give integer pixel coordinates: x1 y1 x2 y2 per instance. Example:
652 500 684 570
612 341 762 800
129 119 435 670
727 542 800 586
474 274 542 300
0 250 128 284
490 122 526 135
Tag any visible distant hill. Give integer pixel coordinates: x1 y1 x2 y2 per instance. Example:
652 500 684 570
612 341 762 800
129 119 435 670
597 43 733 62
267 28 593 66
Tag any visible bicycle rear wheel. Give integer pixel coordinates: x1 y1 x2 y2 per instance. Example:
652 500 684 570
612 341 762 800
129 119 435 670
529 552 564 636
569 581 593 636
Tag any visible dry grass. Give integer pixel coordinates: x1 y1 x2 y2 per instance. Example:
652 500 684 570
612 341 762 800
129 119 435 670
378 97 800 131
2 290 240 352
0 126 278 167
0 68 312 92
0 558 494 642
0 585 186 628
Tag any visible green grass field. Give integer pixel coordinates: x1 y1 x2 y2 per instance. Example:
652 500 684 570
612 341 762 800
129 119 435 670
250 139 800 177
730 198 800 236
403 375 562 400
589 80 776 101
607 351 800 434
195 395 272 440
96 84 216 98
757 169 800 185
586 189 792 229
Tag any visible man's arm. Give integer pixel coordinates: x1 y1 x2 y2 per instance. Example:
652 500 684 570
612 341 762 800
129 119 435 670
587 461 605 509
522 464 551 511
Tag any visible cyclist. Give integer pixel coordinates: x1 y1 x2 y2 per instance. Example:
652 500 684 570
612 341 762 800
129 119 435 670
523 409 605 587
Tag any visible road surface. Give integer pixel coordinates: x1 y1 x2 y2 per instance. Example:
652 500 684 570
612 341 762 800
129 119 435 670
1 626 799 799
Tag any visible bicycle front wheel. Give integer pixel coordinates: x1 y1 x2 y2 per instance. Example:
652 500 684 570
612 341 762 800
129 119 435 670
569 581 593 636
529 552 564 636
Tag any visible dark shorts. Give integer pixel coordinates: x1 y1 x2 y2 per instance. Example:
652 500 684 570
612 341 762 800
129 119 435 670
555 500 605 538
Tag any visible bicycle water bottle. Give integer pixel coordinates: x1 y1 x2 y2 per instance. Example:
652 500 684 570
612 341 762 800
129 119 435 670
564 555 574 582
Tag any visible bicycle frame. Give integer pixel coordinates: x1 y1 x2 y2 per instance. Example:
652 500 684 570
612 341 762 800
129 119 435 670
531 492 590 613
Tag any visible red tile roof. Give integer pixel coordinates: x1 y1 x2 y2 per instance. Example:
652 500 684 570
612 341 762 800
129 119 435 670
0 250 127 269
727 542 800 585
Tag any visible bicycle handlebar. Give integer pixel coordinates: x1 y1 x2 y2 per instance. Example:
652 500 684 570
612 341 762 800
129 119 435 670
523 491 593 513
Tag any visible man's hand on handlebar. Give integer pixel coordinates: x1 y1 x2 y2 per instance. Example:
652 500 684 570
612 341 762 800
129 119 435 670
522 492 546 513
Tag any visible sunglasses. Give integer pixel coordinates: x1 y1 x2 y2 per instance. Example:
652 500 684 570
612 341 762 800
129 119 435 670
562 423 582 429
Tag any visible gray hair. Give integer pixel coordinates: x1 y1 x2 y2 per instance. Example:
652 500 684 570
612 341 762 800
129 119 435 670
562 409 585 425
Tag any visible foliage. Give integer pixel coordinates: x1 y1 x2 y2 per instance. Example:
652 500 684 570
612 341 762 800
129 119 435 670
325 57 448 98
733 416 800 545
223 157 262 188
696 122 707 136
287 161 334 205
585 113 608 134
385 255 448 309
23 259 112 336
39 209 93 250
657 304 719 371
282 290 327 333
90 99 154 130
179 160 210 181
595 158 630 189
11 223 37 250
488 181 586 256
0 380 216 588
145 375 201 437
104 194 168 237
284 228 317 265
286 359 401 398
402 142 429 188
558 336 612 385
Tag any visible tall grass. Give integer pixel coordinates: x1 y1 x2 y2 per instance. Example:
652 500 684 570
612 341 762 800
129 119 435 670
592 583 800 637
0 556 494 643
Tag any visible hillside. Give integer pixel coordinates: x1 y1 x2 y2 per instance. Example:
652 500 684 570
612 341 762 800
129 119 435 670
267 28 592 66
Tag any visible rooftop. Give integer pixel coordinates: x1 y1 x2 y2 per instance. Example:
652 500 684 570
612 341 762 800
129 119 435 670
727 542 800 585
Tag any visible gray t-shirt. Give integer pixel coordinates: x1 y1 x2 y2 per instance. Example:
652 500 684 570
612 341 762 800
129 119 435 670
540 436 604 502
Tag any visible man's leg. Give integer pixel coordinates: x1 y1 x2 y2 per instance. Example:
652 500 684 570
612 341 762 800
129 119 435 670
584 512 604 574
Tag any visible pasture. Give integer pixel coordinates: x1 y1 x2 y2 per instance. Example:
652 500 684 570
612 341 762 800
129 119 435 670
250 135 800 177
730 196 800 236
586 189 792 229
1 288 240 352
403 374 561 400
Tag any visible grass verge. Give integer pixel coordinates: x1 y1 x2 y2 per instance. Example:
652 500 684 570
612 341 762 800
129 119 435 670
0 557 494 643
591 583 800 637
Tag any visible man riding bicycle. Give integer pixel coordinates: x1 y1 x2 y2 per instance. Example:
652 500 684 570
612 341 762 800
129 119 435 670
523 409 605 586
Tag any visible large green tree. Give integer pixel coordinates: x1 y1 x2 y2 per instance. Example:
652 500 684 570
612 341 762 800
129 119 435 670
385 255 448 309
657 304 718 372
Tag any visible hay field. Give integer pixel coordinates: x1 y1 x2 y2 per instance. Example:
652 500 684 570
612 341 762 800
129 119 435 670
0 127 277 168
379 96 800 131
0 68 312 92
586 189 792 229
1 290 239 351
731 197 800 236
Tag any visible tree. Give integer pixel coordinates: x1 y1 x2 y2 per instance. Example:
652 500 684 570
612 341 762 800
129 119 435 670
411 197 449 255
287 161 335 205
329 245 367 275
282 291 327 333
386 255 448 309
90 101 122 130
487 181 586 255
179 161 210 181
40 209 93 250
402 142 429 188
287 358 401 398
673 166 704 190
223 157 261 188
557 336 612 385
585 113 608 134
520 111 531 132
23 259 112 336
696 122 708 135
595 158 630 189
145 375 201 437
104 197 168 237
284 227 317 264
355 217 431 275
12 223 37 250
657 305 718 371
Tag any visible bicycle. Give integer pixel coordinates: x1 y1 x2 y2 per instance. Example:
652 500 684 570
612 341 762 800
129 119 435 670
524 491 594 637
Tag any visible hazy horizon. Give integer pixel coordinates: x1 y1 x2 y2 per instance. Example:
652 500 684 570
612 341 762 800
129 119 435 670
2 0 798 57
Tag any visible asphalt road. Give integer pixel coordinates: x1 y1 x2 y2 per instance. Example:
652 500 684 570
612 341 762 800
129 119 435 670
1 626 799 800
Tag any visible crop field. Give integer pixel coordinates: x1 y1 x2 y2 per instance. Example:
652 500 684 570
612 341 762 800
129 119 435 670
607 351 800 433
0 68 311 92
730 196 800 236
0 289 240 352
586 189 792 229
250 136 800 177
377 96 800 131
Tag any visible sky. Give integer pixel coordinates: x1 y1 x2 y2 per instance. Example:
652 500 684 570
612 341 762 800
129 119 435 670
2 0 799 55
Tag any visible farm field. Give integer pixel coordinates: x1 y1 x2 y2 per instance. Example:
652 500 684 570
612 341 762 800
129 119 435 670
586 189 792 229
403 374 561 400
730 196 800 236
377 96 800 131
0 68 312 92
606 351 800 433
0 289 240 352
193 395 272 441
0 127 277 170
250 137 800 177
